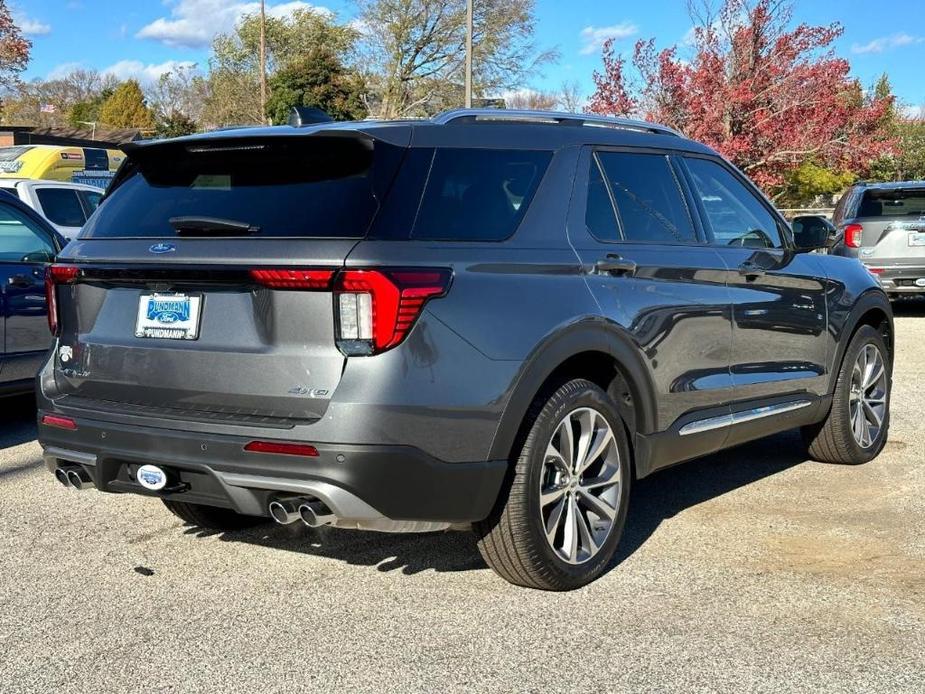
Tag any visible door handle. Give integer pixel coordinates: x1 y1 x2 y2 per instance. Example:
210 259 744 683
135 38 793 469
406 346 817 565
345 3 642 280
595 254 637 277
738 261 766 279
8 274 33 288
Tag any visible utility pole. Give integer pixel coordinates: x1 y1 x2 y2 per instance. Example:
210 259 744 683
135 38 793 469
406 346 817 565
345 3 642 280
465 0 473 108
259 0 267 123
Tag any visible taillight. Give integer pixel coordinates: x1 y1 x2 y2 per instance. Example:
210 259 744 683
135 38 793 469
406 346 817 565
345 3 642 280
45 264 79 336
249 269 334 289
844 224 864 249
334 269 452 355
244 440 319 457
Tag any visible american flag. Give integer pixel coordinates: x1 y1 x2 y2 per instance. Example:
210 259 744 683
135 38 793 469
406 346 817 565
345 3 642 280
40 104 56 113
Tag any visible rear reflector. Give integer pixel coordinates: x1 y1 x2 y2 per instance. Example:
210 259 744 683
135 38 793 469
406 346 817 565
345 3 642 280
243 440 319 457
45 264 79 336
249 269 334 289
844 224 864 249
334 269 451 355
41 414 77 430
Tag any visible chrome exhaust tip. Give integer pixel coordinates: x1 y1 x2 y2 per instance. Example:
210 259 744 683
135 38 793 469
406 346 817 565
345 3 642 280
54 467 72 487
299 500 336 528
268 496 304 525
66 467 94 491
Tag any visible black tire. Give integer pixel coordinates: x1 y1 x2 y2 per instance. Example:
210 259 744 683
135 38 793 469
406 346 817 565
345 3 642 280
802 324 891 464
475 379 632 591
162 499 267 531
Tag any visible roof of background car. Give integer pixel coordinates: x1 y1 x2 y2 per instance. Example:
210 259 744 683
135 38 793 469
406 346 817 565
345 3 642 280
123 111 718 157
858 180 925 190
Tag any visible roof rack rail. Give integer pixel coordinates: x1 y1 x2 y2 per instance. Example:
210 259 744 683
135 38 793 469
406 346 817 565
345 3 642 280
432 108 683 137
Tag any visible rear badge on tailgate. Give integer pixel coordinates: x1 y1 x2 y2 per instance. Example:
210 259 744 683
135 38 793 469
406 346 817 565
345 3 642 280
135 292 202 340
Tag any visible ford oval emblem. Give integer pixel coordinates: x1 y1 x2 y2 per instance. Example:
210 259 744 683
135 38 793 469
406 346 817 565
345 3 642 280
149 242 176 254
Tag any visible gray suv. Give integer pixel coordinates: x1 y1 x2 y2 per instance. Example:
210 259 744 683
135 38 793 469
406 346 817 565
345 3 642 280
38 110 893 590
831 180 925 296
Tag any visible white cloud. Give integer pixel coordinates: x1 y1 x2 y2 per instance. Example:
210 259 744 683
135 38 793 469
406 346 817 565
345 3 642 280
15 13 51 35
579 22 638 56
902 104 925 120
136 0 331 48
851 33 924 55
47 62 85 80
101 60 199 85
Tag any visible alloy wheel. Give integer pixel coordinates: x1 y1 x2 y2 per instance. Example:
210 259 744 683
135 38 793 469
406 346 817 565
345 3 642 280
849 343 887 449
539 407 622 565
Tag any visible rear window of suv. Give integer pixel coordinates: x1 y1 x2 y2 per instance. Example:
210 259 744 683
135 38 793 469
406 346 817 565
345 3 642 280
858 189 925 218
81 136 404 239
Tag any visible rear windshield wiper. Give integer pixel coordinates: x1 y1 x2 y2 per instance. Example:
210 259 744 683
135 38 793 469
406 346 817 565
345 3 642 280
169 216 260 236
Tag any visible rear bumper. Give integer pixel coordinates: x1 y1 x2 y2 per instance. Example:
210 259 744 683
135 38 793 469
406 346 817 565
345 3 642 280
39 412 507 524
866 264 925 294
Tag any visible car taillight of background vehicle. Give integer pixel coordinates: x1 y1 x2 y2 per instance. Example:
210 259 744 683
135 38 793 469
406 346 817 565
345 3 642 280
844 224 864 248
45 264 79 336
250 267 452 355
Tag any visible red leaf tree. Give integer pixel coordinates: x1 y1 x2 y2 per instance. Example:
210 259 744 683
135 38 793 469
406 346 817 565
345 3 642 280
589 0 895 197
0 0 31 91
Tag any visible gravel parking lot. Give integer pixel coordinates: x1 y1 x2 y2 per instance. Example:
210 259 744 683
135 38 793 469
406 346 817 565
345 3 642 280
1 301 923 694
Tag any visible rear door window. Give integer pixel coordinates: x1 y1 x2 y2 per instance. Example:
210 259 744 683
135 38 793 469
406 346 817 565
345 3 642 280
410 149 552 241
595 152 697 244
81 137 404 239
35 188 87 227
78 190 103 215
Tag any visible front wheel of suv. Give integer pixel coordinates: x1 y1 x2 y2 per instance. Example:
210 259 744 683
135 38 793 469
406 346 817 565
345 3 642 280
802 324 891 464
162 500 268 531
475 379 632 590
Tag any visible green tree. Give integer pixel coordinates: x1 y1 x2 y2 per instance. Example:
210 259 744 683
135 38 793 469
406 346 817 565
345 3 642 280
204 7 358 126
779 162 855 207
98 80 156 130
355 0 557 118
265 49 367 124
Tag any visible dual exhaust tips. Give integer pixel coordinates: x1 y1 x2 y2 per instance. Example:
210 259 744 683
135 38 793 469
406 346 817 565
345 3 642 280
268 496 336 528
54 465 93 490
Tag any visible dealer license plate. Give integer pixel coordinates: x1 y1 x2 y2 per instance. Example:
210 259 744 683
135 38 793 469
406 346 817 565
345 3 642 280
135 293 202 340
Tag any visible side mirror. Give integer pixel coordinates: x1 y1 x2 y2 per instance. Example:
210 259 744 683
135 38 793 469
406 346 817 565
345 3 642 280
792 215 836 251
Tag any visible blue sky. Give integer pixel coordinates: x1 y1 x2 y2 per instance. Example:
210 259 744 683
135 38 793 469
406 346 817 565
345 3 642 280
14 0 925 112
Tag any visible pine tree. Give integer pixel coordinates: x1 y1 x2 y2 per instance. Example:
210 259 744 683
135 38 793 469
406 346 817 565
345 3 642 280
98 80 156 130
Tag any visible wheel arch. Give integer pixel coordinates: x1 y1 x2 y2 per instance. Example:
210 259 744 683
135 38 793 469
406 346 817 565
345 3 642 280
832 290 894 387
487 320 657 469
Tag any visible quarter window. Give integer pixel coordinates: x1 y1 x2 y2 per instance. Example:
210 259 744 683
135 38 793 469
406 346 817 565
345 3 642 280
411 148 552 241
594 152 697 244
685 157 783 249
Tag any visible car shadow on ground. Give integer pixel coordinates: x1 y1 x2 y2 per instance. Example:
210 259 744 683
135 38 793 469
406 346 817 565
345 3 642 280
890 297 925 317
213 430 810 579
0 395 39 451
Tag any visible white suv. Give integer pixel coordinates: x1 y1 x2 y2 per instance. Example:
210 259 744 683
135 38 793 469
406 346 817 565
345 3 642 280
0 179 103 240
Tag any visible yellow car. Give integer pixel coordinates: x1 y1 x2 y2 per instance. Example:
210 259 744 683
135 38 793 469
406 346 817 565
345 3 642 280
0 144 124 188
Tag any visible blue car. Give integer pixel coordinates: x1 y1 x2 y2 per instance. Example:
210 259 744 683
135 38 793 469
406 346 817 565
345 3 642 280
0 189 66 396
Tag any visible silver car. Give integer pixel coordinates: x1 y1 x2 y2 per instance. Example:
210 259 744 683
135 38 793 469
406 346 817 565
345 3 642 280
831 181 925 297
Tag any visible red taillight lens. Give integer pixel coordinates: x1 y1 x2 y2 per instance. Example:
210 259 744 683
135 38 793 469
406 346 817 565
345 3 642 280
844 224 864 249
41 414 77 430
249 269 334 289
44 264 79 336
334 269 451 354
243 440 319 457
